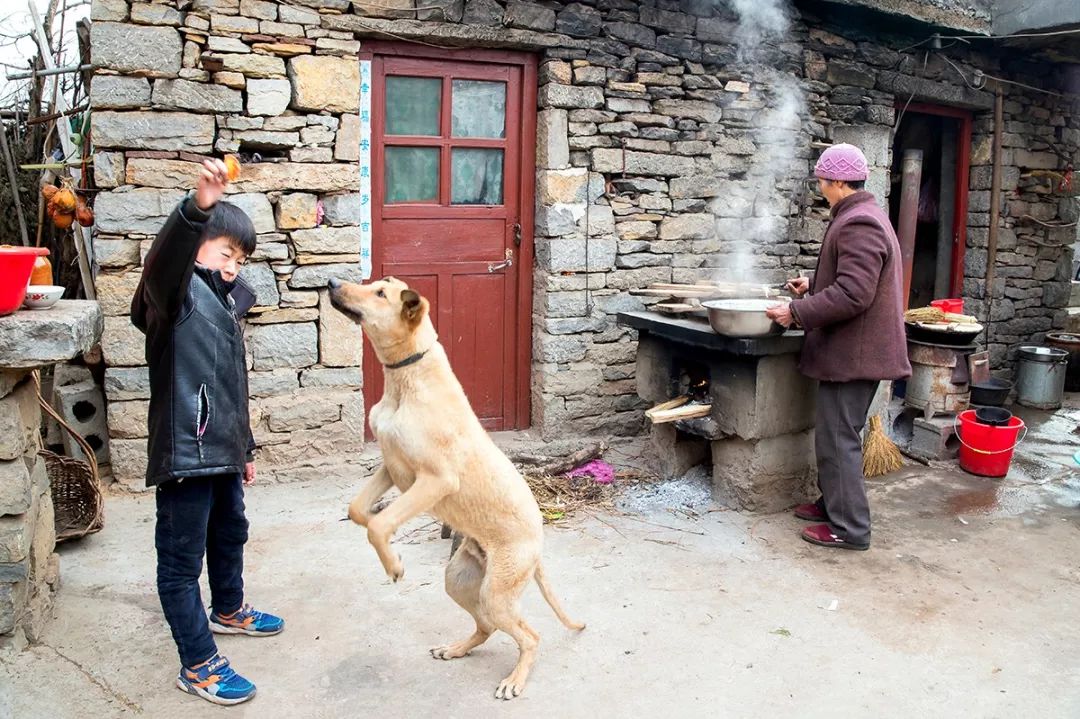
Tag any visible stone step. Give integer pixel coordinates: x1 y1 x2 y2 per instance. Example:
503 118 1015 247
910 415 961 461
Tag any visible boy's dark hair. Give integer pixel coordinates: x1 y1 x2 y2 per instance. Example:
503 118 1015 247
204 201 257 256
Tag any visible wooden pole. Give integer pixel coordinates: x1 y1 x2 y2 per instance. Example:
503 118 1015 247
27 0 96 300
984 87 1004 347
896 149 924 309
0 127 30 246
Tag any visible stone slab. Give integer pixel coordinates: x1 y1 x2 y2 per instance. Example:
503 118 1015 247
318 290 362 367
618 312 804 357
91 22 182 76
0 302 104 369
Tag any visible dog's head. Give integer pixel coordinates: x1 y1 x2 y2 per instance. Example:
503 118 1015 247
326 276 430 345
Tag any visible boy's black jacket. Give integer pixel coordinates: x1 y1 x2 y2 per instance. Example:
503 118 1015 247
131 197 257 487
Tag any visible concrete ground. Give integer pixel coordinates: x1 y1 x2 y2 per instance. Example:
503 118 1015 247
2 401 1078 718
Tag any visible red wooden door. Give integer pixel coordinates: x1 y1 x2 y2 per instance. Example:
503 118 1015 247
361 45 536 432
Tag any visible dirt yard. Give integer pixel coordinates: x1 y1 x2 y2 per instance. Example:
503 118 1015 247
2 403 1078 718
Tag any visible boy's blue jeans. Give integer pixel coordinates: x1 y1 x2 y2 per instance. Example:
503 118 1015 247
155 473 248 668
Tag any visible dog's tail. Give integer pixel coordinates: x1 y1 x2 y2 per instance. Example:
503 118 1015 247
534 563 585 631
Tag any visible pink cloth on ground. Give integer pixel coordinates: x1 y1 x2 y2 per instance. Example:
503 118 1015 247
567 459 615 485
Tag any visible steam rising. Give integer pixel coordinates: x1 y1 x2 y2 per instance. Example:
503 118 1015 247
716 0 808 283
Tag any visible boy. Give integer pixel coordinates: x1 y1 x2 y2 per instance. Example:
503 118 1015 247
131 158 284 706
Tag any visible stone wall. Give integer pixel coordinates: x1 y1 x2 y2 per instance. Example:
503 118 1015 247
89 0 1078 483
0 371 57 646
795 18 1080 371
90 0 367 488
0 301 103 646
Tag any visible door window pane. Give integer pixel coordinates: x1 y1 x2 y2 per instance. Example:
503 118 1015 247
385 147 439 203
451 148 503 205
451 80 506 139
386 76 441 136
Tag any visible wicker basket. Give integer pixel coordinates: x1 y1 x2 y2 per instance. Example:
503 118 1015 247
35 373 103 542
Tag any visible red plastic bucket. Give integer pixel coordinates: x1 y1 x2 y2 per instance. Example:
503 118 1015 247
931 298 964 314
956 409 1026 478
0 246 50 316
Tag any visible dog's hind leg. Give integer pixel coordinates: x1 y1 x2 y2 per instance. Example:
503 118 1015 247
431 539 493 660
347 465 394 527
480 551 541 700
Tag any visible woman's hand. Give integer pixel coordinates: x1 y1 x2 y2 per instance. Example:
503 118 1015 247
244 461 257 487
786 277 810 297
194 159 230 211
766 303 794 328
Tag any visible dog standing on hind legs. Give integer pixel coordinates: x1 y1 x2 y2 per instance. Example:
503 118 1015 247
327 276 585 700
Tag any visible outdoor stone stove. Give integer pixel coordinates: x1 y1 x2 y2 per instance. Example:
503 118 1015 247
618 311 817 513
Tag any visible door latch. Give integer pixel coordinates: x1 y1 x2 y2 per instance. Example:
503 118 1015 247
512 223 522 247
488 248 514 273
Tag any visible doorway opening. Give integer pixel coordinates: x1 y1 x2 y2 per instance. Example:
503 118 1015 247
889 104 972 308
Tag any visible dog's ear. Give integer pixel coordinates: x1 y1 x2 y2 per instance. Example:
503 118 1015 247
400 289 425 327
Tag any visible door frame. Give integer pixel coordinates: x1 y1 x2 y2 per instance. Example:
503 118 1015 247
358 41 538 429
894 102 973 298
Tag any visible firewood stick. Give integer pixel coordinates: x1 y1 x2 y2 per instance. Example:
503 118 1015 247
513 441 609 476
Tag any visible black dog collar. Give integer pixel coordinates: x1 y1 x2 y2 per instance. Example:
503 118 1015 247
384 349 429 370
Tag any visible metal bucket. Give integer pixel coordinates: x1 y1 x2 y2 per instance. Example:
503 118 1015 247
1015 345 1068 410
1045 333 1080 392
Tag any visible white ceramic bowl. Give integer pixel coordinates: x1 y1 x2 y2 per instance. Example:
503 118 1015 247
23 285 64 309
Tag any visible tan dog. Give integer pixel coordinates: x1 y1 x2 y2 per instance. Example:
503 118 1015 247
327 276 584 700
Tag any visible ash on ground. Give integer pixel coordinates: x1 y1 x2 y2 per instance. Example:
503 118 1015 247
616 464 715 515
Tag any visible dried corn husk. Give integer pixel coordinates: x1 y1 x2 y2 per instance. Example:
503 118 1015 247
904 306 978 324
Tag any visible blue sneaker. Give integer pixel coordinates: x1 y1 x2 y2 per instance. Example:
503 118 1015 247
176 654 255 706
210 603 285 637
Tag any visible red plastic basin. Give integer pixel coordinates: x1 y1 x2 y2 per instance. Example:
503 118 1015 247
0 246 50 316
930 298 964 314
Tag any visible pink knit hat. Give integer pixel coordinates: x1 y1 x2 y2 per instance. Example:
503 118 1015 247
814 143 869 181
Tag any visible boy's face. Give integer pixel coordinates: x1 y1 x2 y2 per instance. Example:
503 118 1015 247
196 235 248 283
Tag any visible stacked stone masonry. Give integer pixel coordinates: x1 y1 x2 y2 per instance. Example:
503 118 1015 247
0 372 58 645
90 0 1078 481
0 301 104 645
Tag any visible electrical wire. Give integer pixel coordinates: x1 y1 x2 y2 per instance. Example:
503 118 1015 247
940 54 987 90
940 53 1066 98
892 51 927 135
943 28 1080 41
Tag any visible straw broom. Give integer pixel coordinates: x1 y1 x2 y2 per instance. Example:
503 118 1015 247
862 415 903 477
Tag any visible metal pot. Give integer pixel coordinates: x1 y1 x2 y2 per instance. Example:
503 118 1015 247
905 321 983 347
1045 332 1080 392
970 377 1012 407
702 298 788 338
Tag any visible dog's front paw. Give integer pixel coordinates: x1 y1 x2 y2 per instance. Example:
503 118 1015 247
387 554 405 582
430 643 471 660
494 675 526 701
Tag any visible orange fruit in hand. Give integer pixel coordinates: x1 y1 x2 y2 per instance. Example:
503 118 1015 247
224 155 241 181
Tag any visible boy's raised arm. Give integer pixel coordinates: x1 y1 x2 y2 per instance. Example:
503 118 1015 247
137 199 211 322
133 159 230 327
